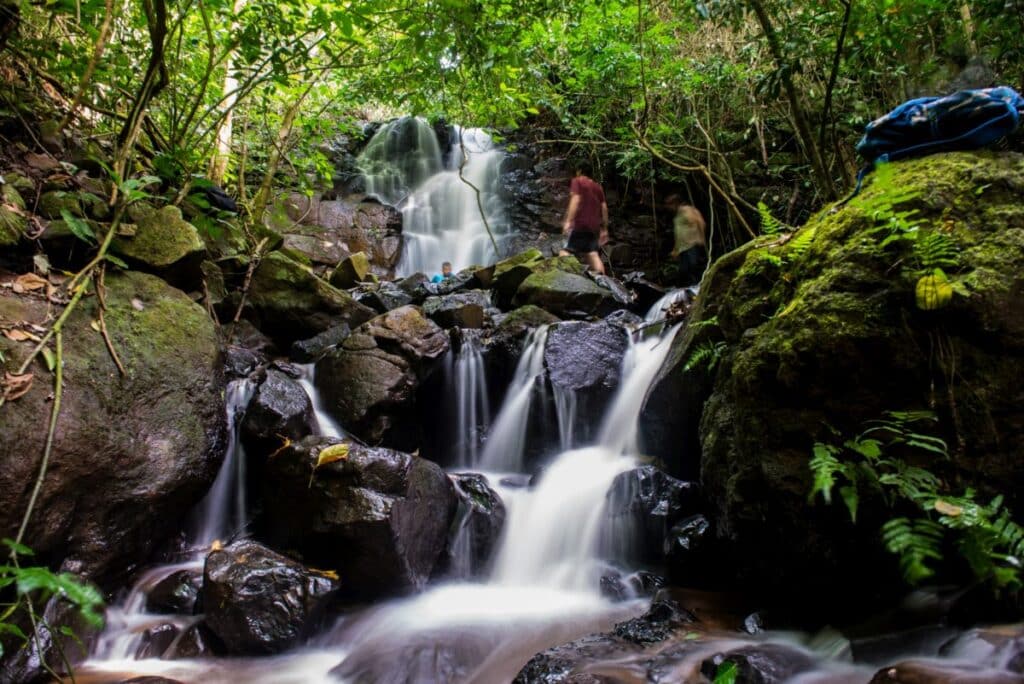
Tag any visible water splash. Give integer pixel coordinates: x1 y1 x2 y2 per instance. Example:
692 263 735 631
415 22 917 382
449 331 490 467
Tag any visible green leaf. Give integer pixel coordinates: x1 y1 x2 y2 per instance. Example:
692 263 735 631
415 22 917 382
104 254 129 269
840 485 859 523
41 347 56 372
60 210 96 245
713 660 738 684
2 538 34 557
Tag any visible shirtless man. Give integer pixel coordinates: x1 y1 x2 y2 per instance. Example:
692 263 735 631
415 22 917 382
560 163 608 275
666 194 707 286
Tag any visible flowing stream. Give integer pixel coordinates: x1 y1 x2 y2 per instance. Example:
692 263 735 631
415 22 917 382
358 117 511 276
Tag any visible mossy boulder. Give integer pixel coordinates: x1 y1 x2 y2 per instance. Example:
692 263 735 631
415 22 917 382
0 271 225 583
329 251 371 288
0 185 27 247
492 248 546 307
245 250 376 343
315 305 449 451
111 205 207 287
512 256 621 318
641 152 1024 615
38 190 108 221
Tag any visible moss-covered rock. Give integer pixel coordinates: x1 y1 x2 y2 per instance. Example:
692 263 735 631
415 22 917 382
246 250 376 343
111 205 207 287
329 251 371 289
0 271 225 583
37 190 107 221
641 152 1024 615
512 256 620 318
0 185 27 246
492 248 546 307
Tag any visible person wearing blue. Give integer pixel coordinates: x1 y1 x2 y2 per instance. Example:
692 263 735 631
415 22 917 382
431 262 453 283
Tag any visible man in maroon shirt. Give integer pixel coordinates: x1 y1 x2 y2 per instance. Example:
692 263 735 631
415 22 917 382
560 162 608 274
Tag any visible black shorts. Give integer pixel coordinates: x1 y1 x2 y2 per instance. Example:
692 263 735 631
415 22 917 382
565 230 599 254
677 245 708 285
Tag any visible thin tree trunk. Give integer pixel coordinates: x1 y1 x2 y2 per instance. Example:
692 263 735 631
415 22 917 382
960 3 978 57
748 0 837 200
208 0 246 183
58 0 114 133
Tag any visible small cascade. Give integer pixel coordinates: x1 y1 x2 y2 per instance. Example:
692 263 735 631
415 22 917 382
192 378 254 546
552 385 577 451
358 118 510 276
296 363 345 438
478 325 549 472
449 331 490 467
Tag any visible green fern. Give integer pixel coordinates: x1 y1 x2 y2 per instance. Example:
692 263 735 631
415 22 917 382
757 201 788 236
912 229 960 272
689 315 720 331
785 226 816 263
684 340 726 373
882 517 944 584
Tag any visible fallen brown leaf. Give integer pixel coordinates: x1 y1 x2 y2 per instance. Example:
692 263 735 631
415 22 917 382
13 272 48 293
3 328 39 342
2 372 33 401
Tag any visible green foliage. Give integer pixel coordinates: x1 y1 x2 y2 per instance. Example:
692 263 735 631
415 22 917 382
785 226 816 263
684 340 726 373
810 413 1024 590
714 660 738 684
0 539 104 661
757 200 788 236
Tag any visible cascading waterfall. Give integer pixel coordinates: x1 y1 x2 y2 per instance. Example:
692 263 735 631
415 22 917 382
296 363 345 438
449 331 490 467
358 118 510 276
477 325 549 472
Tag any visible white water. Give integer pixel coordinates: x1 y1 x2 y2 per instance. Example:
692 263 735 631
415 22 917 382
477 325 549 472
296 363 345 438
449 332 490 467
359 118 511 276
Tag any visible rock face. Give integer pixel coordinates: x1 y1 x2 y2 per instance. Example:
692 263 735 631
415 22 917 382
329 251 371 288
641 152 1024 614
245 250 376 342
112 205 207 287
261 437 456 597
203 539 339 654
445 473 506 578
606 465 699 563
0 271 225 582
513 257 623 318
544 319 629 444
316 305 449 450
422 290 490 329
240 368 317 455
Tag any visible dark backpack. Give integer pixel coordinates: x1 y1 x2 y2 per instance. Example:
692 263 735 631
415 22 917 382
843 86 1024 202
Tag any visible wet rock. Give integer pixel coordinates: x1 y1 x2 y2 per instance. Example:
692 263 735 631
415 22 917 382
426 267 479 296
445 473 506 577
940 625 1024 672
245 251 376 343
111 205 207 288
203 539 339 654
591 273 635 308
663 515 714 585
621 272 666 314
599 570 665 602
423 290 491 329
330 633 494 684
397 272 431 298
0 594 102 683
290 323 351 362
146 569 202 614
164 623 217 659
360 280 416 313
607 465 699 562
240 369 317 455
544 320 629 444
329 251 371 288
699 643 817 683
514 632 645 684
869 661 1024 684
135 623 181 659
316 305 449 450
641 152 1024 614
223 318 277 356
262 437 456 596
743 612 766 635
613 594 696 645
512 257 621 318
603 308 644 330
0 271 225 583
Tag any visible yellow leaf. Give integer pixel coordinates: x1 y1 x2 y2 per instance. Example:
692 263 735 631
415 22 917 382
934 499 963 517
210 539 223 551
90 320 101 332
309 567 340 581
315 443 349 469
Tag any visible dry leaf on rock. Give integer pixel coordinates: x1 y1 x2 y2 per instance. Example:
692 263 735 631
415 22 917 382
2 371 33 400
3 328 39 342
316 443 350 469
12 273 49 293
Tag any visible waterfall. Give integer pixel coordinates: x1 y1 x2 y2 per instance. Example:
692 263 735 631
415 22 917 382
296 363 345 438
358 118 510 276
478 325 549 472
449 331 490 468
192 378 254 546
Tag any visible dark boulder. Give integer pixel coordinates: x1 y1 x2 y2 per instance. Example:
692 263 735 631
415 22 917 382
544 320 629 444
289 323 351 363
426 267 480 296
145 568 202 615
606 465 700 563
202 539 339 654
599 570 665 602
663 514 716 586
0 593 102 683
512 257 622 318
358 280 415 313
240 369 316 455
0 271 225 583
315 305 449 450
699 643 817 684
445 473 506 578
869 661 1024 684
262 437 457 597
135 623 181 659
329 251 371 288
422 290 491 329
224 345 264 379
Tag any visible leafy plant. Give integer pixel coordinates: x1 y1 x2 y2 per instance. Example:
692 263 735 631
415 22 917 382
810 412 1024 589
713 660 738 684
757 200 788 236
684 340 726 373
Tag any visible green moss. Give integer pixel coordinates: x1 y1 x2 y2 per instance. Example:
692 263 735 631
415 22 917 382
0 185 26 246
112 205 205 269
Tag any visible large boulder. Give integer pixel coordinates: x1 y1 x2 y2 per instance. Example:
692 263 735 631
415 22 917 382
315 305 449 450
0 271 225 582
203 539 339 654
240 368 317 455
543 319 629 444
261 437 457 597
513 257 623 318
112 205 207 287
329 251 371 288
606 465 700 563
444 473 506 578
422 290 491 329
492 248 546 308
641 152 1024 615
245 250 376 343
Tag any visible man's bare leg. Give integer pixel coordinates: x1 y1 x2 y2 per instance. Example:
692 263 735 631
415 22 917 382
559 249 571 257
585 250 605 275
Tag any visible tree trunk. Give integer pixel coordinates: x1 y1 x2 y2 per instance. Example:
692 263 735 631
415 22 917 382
207 0 246 183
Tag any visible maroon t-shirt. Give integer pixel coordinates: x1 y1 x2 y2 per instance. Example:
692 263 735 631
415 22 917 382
569 176 605 233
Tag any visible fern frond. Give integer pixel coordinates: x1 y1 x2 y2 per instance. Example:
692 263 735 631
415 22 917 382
785 226 817 263
683 340 726 373
882 517 944 584
758 201 789 236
